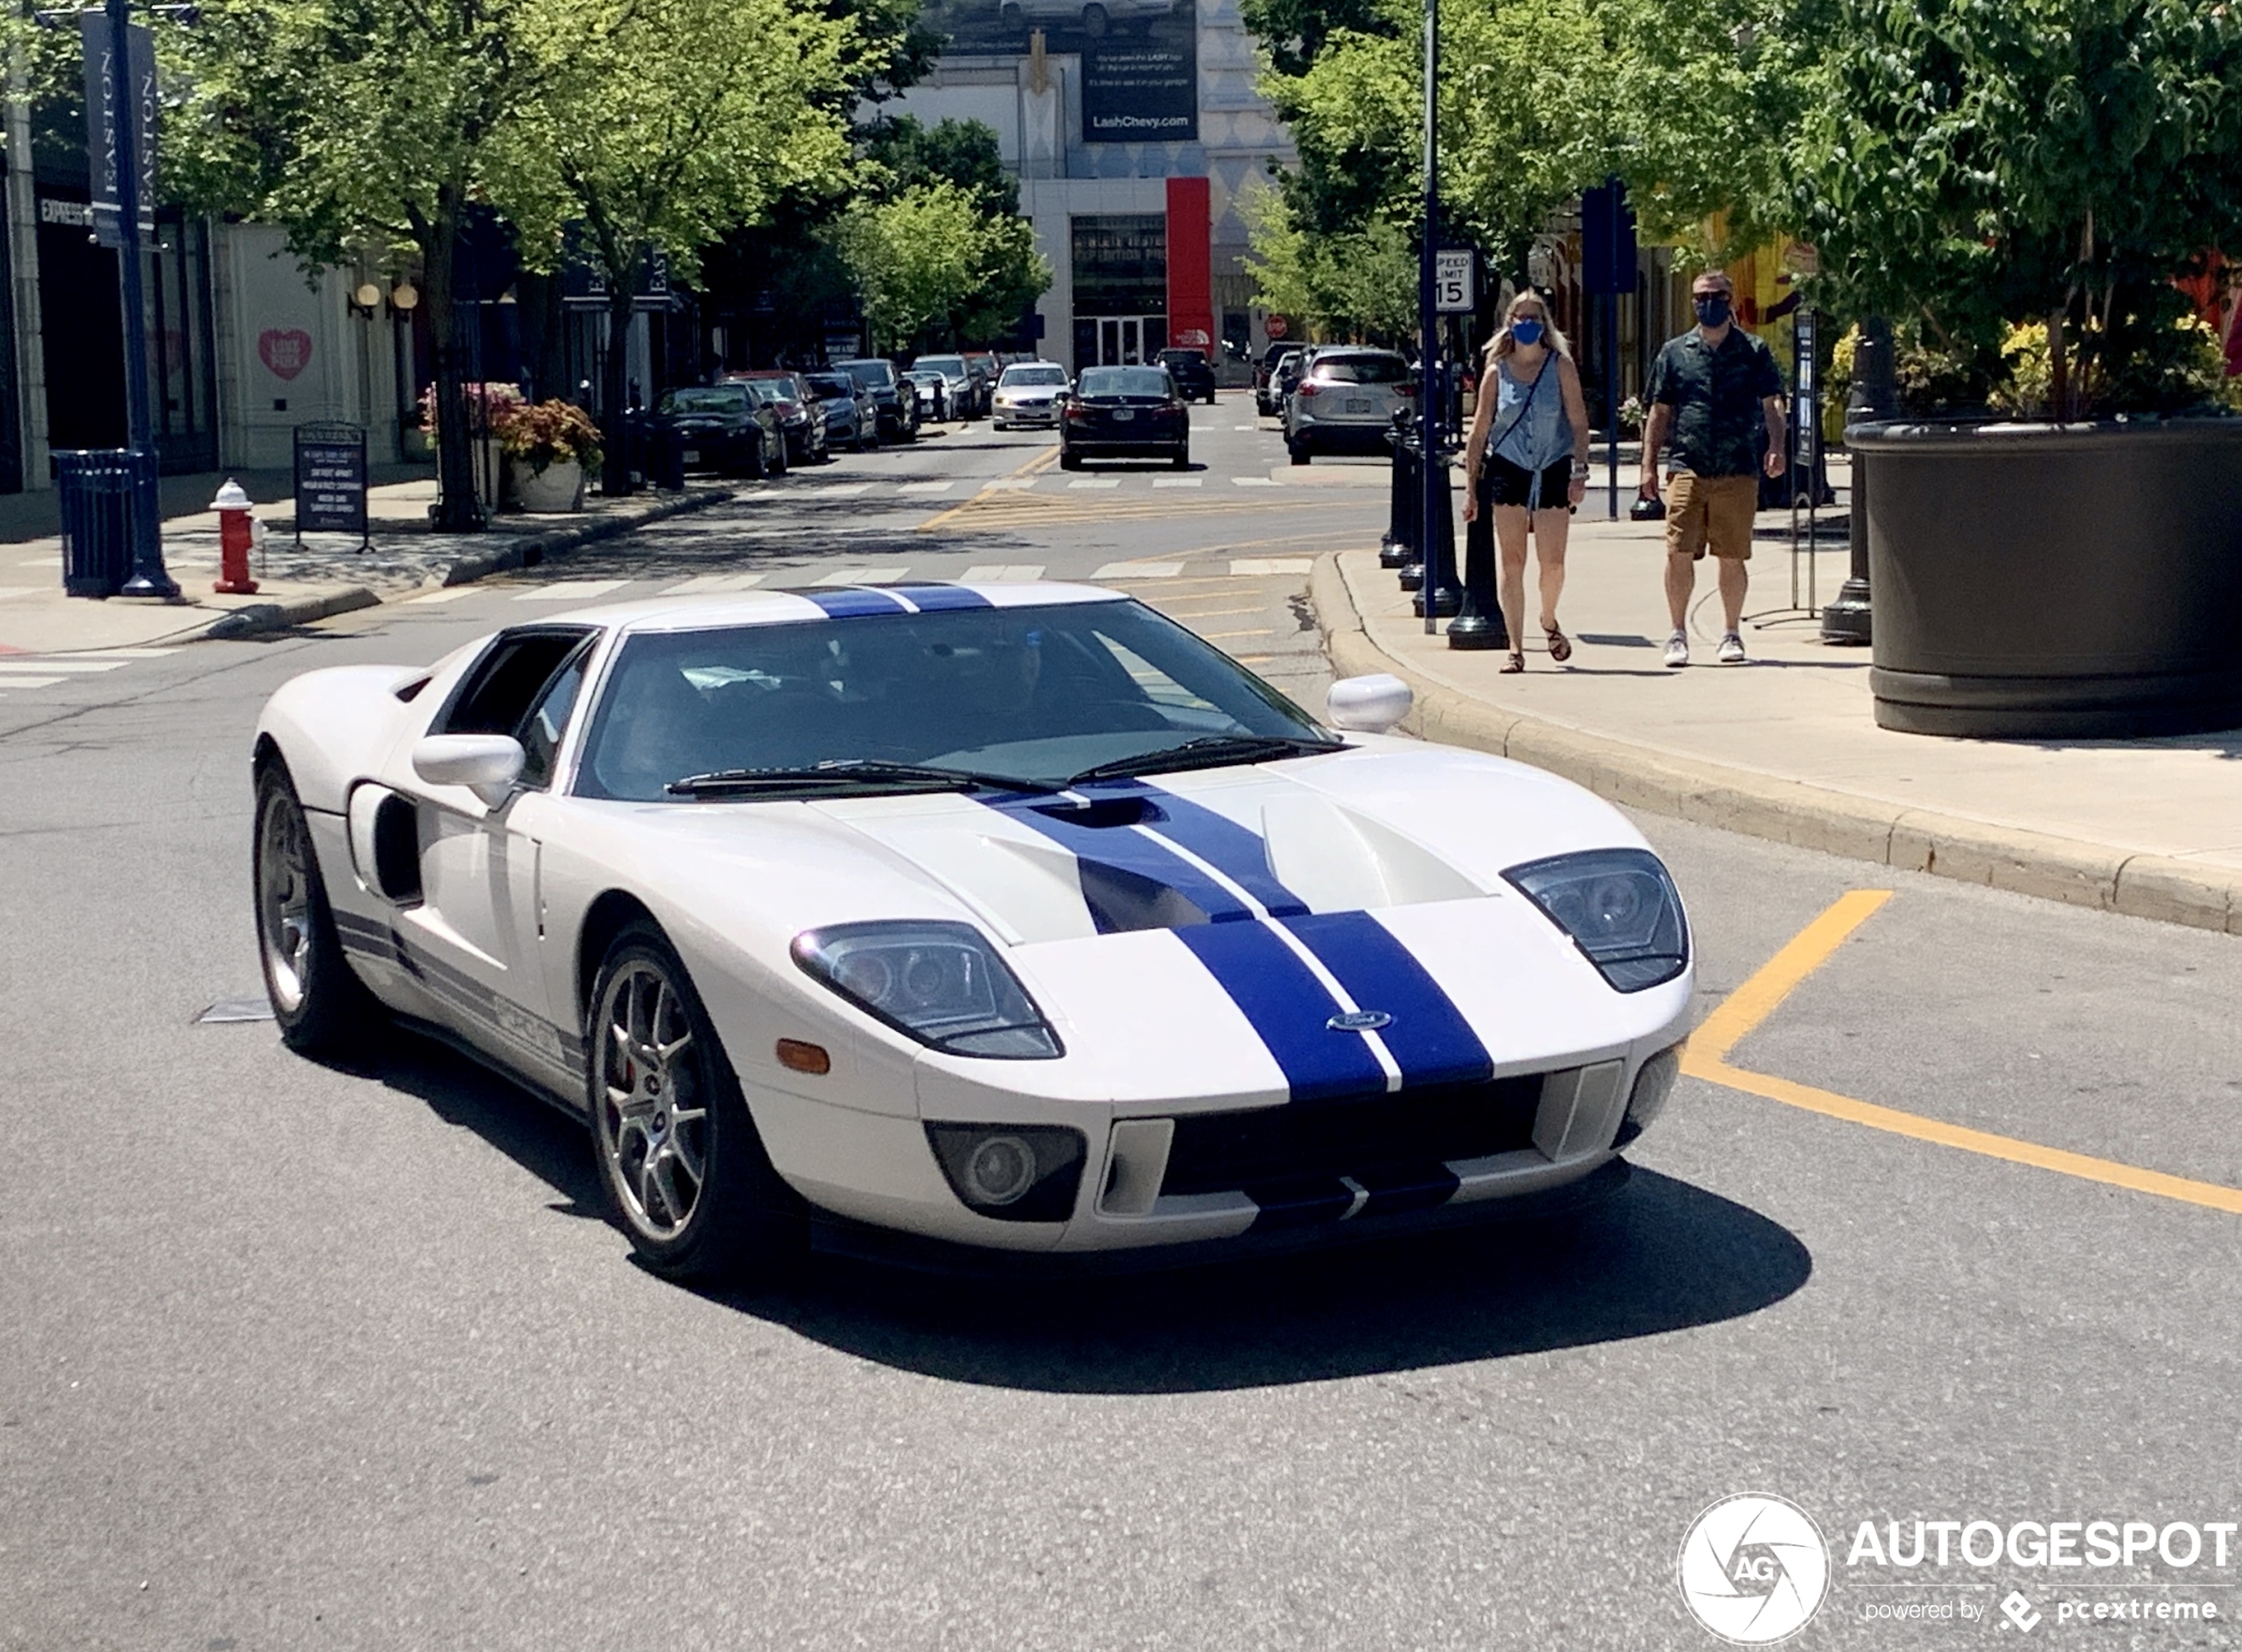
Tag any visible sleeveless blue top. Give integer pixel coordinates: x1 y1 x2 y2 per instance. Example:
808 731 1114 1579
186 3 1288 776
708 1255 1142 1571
1490 353 1572 473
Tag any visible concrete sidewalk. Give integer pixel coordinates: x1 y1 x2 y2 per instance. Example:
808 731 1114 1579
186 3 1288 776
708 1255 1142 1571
1313 509 2242 935
0 477 733 654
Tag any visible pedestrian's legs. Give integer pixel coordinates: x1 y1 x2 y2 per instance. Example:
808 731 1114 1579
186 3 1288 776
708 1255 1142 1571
1493 504 1531 654
1719 555 1748 633
1665 551 1697 631
1531 506 1570 634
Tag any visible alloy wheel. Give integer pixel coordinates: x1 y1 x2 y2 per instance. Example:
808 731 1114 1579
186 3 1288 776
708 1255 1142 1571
595 959 709 1242
256 791 313 1014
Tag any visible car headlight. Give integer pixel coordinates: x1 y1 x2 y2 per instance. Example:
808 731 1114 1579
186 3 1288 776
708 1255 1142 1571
793 920 1064 1058
1502 848 1689 991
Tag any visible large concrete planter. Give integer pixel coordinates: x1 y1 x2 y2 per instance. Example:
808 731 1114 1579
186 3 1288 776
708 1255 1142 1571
510 457 584 514
1855 418 2242 737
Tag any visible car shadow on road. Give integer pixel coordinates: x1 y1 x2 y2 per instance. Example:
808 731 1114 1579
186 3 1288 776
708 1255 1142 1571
728 1168 1811 1394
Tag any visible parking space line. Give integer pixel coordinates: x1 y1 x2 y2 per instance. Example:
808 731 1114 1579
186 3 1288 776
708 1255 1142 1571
1687 891 2242 1216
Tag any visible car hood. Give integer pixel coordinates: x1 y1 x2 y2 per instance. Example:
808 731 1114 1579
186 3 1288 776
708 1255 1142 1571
557 742 1689 1106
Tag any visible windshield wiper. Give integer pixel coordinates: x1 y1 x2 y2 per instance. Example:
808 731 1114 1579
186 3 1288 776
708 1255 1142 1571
666 759 1050 798
1064 732 1343 786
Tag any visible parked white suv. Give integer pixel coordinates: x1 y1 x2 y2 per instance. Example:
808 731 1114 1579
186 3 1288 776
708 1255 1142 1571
1283 349 1415 463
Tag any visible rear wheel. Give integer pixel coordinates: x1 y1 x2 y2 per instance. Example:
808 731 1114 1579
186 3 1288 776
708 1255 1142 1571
1171 445 1191 470
1060 449 1083 470
589 923 803 1285
1289 436 1313 465
253 765 376 1055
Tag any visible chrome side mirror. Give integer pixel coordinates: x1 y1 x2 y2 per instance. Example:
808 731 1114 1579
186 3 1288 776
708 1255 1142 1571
412 734 525 808
1326 673 1413 734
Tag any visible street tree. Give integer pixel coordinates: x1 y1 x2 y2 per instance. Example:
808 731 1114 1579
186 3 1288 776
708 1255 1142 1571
504 0 856 491
830 177 1050 353
162 0 560 529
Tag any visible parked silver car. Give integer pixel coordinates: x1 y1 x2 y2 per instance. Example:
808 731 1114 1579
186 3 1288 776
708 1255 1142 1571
1284 349 1416 462
991 362 1070 429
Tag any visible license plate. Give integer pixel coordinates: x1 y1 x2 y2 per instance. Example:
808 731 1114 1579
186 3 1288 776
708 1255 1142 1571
681 449 700 465
1112 409 1134 422
1346 399 1372 413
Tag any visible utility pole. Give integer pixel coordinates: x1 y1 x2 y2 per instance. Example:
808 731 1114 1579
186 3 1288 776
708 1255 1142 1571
104 0 173 597
1417 0 1440 635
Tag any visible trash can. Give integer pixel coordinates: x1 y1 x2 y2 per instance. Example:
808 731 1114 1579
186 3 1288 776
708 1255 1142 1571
55 449 153 598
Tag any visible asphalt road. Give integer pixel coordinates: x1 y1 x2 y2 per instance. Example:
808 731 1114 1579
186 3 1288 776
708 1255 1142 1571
4 396 2239 1650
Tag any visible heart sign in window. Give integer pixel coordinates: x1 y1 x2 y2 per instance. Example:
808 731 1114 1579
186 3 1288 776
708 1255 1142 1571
259 328 313 380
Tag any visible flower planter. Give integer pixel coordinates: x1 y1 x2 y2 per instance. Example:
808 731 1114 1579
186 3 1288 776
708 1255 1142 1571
1855 418 2242 738
510 457 583 514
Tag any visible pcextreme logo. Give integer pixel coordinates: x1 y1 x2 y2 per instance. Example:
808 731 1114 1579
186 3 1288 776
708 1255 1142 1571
1678 1493 1832 1644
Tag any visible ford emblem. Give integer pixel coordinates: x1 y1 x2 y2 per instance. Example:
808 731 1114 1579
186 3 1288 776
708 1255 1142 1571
1327 1010 1393 1032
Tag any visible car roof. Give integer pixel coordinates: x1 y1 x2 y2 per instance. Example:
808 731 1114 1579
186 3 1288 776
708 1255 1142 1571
541 582 1132 632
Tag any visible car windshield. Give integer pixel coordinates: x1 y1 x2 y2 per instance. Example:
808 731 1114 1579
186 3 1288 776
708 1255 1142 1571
658 387 749 414
915 356 967 377
839 360 894 388
573 599 1333 801
1313 354 1410 385
1077 368 1171 399
805 375 854 398
1000 366 1067 387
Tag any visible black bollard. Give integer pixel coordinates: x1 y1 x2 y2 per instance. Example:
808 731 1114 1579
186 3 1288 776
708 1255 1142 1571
1380 414 1416 568
1411 449 1463 620
1446 475 1508 649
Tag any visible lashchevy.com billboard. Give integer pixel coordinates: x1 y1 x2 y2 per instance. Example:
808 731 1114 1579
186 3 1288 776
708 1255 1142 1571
922 0 1198 144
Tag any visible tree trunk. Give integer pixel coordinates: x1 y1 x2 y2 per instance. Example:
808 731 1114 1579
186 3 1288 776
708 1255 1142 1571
516 269 569 402
419 193 485 533
601 287 636 497
2048 310 2068 424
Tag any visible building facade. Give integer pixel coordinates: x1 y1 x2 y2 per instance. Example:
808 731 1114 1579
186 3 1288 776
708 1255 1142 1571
888 0 1295 375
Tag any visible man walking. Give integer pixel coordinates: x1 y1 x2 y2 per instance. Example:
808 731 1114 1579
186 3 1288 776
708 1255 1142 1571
1638 270 1787 666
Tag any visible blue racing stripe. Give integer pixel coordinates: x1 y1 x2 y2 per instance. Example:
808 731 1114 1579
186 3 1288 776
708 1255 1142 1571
978 793 1253 927
801 587 912 618
1281 911 1493 1088
1176 920 1388 1103
1084 780 1308 916
889 583 992 612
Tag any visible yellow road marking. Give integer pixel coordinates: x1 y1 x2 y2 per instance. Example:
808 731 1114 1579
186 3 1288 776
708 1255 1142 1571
1156 604 1265 620
1686 891 2242 1216
1202 627 1275 640
916 446 1061 531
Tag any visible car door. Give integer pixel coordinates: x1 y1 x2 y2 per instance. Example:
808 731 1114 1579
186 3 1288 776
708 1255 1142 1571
401 626 598 1091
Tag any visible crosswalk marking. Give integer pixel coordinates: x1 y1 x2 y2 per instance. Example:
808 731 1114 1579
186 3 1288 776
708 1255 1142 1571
513 579 629 602
410 587 476 604
54 648 176 659
0 659 128 674
1094 560 1185 579
0 586 35 601
661 573 767 594
1151 477 1202 489
1230 558 1315 576
800 484 871 499
1233 424 1260 432
1232 476 1281 487
1067 478 1120 490
959 565 1045 582
897 481 953 496
812 566 911 586
0 677 64 690
979 478 1037 492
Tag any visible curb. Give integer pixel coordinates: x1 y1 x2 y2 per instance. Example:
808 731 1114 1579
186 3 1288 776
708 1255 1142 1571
1311 551 2242 936
199 486 734 642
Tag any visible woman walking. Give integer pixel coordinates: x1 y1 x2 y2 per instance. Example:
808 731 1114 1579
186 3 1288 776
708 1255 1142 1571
1462 292 1593 672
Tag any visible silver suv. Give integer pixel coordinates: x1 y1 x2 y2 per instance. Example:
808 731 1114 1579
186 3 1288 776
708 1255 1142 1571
1283 349 1415 463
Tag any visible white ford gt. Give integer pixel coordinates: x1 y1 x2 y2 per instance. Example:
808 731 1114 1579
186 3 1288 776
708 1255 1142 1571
252 582 1691 1280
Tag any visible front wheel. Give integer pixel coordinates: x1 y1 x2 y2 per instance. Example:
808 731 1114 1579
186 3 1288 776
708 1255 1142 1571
589 924 803 1284
253 765 376 1055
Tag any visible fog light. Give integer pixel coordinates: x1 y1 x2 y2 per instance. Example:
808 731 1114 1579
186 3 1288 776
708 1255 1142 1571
1614 1043 1682 1147
925 1123 1087 1222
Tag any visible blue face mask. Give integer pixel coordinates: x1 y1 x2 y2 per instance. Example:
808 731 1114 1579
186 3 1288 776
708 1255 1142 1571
1511 318 1545 347
1694 293 1732 327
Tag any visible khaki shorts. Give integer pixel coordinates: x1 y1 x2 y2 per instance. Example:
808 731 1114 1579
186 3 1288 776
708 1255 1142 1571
1664 472 1757 561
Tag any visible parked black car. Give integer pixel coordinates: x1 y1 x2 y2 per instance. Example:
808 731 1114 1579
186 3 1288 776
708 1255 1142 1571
833 357 920 442
647 383 786 477
1059 364 1190 469
802 371 874 452
729 371 829 464
1155 347 1218 404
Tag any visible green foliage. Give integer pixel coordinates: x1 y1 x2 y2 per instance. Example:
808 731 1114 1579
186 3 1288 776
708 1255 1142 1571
830 180 1050 352
1241 188 1418 342
1795 0 2242 414
860 116 1019 215
497 399 604 473
1247 0 1810 282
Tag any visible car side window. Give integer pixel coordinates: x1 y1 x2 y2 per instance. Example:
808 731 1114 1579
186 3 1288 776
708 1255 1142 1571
439 628 596 740
515 638 596 790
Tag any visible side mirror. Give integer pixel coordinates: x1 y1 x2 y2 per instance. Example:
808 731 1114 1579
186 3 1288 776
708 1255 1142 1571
1326 673 1413 734
412 733 525 808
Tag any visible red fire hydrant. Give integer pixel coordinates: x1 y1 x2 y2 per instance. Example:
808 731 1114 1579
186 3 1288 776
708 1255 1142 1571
213 478 259 595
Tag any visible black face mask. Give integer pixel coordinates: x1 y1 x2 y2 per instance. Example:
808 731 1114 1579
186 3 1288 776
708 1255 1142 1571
1694 293 1732 327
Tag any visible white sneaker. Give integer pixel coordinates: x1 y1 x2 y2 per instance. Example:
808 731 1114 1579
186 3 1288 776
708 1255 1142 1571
1663 630 1689 669
1718 631 1747 665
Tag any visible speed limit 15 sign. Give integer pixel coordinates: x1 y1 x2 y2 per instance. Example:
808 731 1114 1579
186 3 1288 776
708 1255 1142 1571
1435 249 1476 313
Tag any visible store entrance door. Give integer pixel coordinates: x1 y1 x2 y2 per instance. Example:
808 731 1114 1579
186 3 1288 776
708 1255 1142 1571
1074 314 1168 368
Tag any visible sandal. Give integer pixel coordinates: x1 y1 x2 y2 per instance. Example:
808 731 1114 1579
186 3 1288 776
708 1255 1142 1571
1500 651 1525 674
1543 624 1573 664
